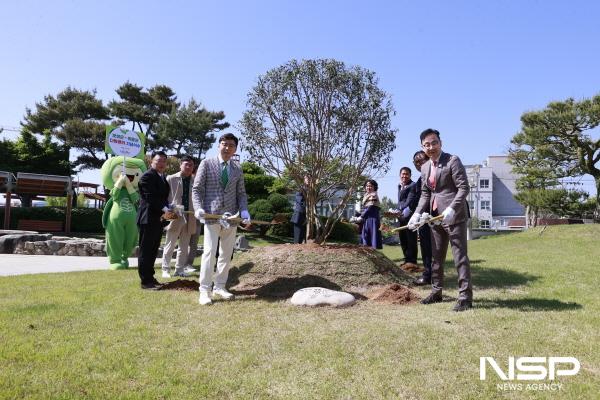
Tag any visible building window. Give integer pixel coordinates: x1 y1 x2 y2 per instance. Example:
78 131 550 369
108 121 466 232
480 179 489 189
480 220 490 228
480 200 490 211
468 200 474 209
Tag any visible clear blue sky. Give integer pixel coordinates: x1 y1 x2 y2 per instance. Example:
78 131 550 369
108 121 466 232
2 0 599 201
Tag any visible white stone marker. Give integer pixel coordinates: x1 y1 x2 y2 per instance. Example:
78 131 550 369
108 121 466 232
290 287 356 307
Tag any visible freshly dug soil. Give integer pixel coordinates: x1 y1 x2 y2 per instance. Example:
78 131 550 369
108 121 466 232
160 279 199 291
400 262 424 273
227 243 414 299
366 283 421 304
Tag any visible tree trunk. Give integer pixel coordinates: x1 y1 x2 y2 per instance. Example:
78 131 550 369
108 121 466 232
595 177 600 222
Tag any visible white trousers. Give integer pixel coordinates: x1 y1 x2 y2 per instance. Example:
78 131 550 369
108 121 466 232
161 223 191 273
199 223 237 292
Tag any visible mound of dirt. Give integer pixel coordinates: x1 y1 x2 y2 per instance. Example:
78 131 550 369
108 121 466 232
366 284 421 304
160 279 199 291
228 243 414 298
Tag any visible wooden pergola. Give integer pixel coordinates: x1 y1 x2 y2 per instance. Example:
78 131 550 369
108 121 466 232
1 171 16 230
2 172 73 233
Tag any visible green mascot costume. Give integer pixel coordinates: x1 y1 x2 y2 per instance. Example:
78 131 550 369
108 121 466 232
101 156 147 270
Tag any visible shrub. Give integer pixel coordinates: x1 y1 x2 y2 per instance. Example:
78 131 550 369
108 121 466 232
319 217 358 243
268 193 292 213
0 206 103 233
268 212 293 237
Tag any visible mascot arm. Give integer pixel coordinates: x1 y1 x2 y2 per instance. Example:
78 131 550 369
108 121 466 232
102 197 114 229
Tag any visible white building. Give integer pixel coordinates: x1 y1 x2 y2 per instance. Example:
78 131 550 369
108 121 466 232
465 155 525 229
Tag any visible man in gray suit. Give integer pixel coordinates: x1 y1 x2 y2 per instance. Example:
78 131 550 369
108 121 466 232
408 129 473 311
192 133 250 305
161 155 196 278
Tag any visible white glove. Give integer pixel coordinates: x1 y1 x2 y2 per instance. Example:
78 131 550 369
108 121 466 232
402 207 411 218
356 216 363 223
240 210 251 224
442 207 456 224
219 212 232 229
115 174 127 189
407 212 421 231
194 208 206 223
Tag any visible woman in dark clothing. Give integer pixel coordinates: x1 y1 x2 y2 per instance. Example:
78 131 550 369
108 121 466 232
358 179 383 249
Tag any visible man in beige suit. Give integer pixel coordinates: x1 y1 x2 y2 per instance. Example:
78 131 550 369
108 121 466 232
409 129 473 311
161 156 196 278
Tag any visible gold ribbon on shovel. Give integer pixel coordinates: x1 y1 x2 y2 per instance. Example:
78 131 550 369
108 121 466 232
180 211 286 227
391 214 444 232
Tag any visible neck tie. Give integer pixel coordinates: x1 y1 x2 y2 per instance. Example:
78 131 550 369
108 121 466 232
221 162 229 187
429 161 438 211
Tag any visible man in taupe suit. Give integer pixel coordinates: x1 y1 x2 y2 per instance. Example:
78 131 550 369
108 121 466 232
192 133 250 305
408 129 473 311
161 155 196 278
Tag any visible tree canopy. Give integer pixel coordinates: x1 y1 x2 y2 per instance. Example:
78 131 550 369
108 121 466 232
21 87 110 171
509 94 600 222
154 98 229 160
240 59 397 243
19 83 229 172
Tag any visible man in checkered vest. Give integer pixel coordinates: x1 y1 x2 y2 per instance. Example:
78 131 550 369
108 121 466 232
192 133 250 305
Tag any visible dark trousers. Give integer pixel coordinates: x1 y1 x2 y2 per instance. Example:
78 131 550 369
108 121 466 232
293 223 306 244
430 219 473 301
137 223 163 284
399 228 418 264
418 223 433 280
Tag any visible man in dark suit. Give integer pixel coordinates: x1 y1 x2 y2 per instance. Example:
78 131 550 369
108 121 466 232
412 151 433 286
290 176 308 244
409 129 473 311
397 167 418 264
136 151 170 290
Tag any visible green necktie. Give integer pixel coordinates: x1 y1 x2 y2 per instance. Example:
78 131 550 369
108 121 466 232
221 162 229 187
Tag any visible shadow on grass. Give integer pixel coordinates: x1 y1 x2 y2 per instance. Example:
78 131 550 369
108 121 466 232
476 298 582 311
438 259 540 290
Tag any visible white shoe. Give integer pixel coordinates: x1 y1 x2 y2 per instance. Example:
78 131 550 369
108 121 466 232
184 266 197 274
212 287 234 300
199 291 212 305
173 270 190 277
161 270 171 278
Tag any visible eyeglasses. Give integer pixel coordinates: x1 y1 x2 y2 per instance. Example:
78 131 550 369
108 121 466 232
220 142 237 149
421 140 440 149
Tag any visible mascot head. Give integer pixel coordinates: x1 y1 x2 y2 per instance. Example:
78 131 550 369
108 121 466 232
101 156 147 190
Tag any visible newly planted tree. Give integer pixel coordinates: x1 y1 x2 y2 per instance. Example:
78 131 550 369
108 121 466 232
240 59 396 243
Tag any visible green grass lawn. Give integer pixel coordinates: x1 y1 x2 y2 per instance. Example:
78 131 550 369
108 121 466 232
1 225 599 399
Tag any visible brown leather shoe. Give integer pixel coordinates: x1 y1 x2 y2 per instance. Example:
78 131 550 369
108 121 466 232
452 299 473 312
420 292 443 304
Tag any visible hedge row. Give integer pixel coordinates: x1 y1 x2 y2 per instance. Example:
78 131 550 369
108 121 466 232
0 207 103 233
267 213 358 243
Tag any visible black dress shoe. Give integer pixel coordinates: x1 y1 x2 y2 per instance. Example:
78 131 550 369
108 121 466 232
141 282 162 290
452 299 473 312
420 292 443 304
414 277 431 286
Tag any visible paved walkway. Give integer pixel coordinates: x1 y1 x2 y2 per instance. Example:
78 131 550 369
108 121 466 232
0 254 138 276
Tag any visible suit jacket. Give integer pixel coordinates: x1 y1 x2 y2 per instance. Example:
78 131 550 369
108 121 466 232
415 152 470 225
165 171 197 234
137 168 170 226
192 157 249 225
290 191 306 225
397 180 418 223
